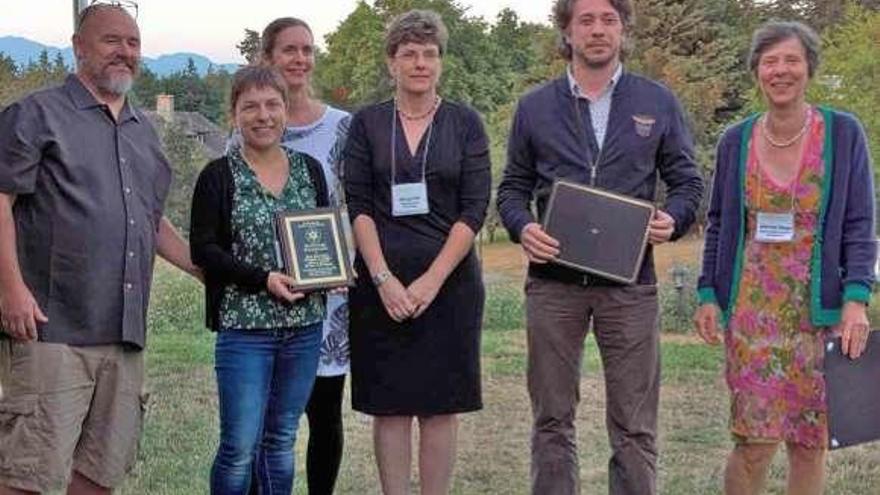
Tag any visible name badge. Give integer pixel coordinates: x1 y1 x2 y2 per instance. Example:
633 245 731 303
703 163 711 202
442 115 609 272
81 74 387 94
392 182 429 217
755 212 795 243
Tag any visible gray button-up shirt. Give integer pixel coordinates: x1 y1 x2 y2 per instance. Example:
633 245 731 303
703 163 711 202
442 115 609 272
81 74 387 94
0 75 171 348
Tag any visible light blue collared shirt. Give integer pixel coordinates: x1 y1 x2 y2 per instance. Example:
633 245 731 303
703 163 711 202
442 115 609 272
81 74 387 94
567 63 623 150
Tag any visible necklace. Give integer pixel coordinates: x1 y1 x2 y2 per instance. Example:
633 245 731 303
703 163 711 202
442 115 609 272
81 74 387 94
396 96 441 121
761 108 809 148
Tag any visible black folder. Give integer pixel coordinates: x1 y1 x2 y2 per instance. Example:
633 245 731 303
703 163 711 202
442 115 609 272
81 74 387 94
541 180 654 284
825 330 880 449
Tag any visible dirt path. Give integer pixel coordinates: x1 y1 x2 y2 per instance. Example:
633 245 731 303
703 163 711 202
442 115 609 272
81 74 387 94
479 236 704 283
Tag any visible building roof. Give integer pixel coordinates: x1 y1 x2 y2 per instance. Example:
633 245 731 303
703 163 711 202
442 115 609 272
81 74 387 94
143 110 228 160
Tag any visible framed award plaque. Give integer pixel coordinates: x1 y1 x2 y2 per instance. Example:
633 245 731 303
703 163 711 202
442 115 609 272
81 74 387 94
541 180 655 284
276 208 355 291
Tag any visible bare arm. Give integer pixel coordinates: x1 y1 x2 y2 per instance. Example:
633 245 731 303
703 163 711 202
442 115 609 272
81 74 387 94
0 193 46 340
157 216 202 281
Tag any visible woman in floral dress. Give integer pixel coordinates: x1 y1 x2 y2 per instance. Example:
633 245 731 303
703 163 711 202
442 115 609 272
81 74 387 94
694 22 875 495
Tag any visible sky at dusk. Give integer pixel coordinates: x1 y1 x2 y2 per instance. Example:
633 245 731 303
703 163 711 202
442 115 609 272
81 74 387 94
1 1 554 63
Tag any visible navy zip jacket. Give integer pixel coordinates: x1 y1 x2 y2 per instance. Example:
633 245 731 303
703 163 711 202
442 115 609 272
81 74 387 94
497 72 704 285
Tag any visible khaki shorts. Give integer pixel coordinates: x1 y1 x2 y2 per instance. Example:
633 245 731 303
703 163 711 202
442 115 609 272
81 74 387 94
0 340 147 492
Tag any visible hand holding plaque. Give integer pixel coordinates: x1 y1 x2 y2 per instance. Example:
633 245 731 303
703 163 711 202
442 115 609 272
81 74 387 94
541 180 655 284
276 207 355 291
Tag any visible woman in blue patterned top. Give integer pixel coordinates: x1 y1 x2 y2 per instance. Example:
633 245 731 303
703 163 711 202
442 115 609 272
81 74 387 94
190 66 330 495
259 17 352 495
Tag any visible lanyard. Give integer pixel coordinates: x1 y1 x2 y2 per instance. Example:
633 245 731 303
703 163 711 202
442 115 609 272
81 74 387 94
390 99 435 186
572 95 605 186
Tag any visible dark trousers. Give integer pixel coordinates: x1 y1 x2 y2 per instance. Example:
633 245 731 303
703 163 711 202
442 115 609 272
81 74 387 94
525 277 660 495
305 374 346 495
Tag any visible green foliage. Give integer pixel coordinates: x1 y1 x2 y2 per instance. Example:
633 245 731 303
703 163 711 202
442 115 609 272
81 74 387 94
0 49 68 109
130 65 162 109
482 282 525 332
808 3 880 199
237 28 262 64
315 1 388 108
132 61 233 126
316 0 552 116
156 120 207 234
658 277 700 334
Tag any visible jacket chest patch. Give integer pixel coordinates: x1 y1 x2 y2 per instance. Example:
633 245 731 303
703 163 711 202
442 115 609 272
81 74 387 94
632 114 656 138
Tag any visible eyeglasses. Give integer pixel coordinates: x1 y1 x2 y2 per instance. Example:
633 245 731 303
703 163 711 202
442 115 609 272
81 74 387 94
395 49 441 64
79 0 139 24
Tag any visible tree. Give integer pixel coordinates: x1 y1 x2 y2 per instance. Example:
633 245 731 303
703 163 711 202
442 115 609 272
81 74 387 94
132 65 163 110
756 0 878 30
158 121 206 232
237 29 261 65
807 3 880 220
315 1 387 108
0 53 21 109
202 66 233 125
162 59 209 115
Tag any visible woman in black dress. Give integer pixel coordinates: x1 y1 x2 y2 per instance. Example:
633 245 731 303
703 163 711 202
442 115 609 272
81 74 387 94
344 9 491 495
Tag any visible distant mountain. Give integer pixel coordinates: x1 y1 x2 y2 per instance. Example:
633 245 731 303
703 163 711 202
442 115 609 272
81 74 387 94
0 36 240 76
0 36 75 67
143 53 240 77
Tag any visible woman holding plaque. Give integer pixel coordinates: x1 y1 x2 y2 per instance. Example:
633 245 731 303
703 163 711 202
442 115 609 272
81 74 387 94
190 65 329 495
344 9 491 494
258 17 352 495
694 21 875 495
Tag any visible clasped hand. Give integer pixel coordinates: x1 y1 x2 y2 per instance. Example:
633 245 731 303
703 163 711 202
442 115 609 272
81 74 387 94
378 272 443 323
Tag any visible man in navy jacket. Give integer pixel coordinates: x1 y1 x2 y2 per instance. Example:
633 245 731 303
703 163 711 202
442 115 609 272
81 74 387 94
496 0 703 493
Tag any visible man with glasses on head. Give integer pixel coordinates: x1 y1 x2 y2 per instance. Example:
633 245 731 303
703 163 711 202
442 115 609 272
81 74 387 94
0 3 198 494
497 0 702 493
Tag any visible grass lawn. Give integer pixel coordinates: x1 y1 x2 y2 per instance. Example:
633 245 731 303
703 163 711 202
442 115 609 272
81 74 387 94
121 240 880 494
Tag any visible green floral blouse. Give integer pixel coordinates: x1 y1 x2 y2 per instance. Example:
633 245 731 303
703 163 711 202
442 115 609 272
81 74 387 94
219 146 325 330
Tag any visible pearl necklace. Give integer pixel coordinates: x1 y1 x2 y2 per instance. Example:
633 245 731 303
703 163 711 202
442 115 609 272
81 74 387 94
396 96 441 121
761 109 809 148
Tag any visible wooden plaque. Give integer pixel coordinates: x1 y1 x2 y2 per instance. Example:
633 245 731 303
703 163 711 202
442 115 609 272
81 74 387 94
541 180 654 284
276 207 355 291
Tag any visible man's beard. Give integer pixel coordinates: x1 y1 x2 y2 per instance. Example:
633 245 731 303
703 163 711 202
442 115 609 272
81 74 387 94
98 72 135 95
575 45 618 70
79 56 138 96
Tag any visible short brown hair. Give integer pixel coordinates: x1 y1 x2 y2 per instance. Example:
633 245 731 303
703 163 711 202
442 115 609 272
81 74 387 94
261 17 313 61
385 10 449 58
552 0 635 60
748 21 821 78
229 65 288 113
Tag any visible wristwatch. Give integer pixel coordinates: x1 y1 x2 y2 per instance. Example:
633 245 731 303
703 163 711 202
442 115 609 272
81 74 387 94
372 270 391 287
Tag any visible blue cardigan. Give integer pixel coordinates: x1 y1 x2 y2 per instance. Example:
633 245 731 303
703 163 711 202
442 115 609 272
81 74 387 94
697 107 876 327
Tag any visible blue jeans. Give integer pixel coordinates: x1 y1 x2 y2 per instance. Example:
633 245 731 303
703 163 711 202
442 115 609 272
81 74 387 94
210 324 322 495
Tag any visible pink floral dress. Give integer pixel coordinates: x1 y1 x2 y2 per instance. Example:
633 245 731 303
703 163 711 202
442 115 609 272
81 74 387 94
726 106 828 448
